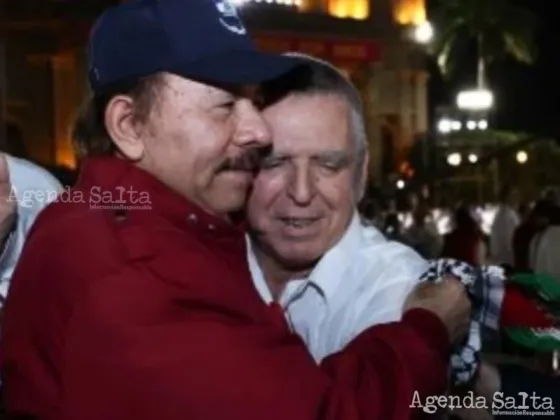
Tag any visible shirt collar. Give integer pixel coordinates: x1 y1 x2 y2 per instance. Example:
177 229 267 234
246 237 274 303
307 211 364 303
77 156 245 240
248 211 373 305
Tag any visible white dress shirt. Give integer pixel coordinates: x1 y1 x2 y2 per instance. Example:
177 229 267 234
247 212 429 362
489 205 520 266
0 154 63 306
530 225 560 283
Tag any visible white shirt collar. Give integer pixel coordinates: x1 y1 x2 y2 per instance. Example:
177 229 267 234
247 212 375 305
246 235 275 303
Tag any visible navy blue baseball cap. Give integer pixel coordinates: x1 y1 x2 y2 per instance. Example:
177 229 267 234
87 0 301 94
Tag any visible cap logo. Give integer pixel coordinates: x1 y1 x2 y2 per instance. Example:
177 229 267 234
213 0 246 35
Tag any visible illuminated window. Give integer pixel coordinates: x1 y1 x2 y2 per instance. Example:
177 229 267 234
231 0 302 8
327 0 369 20
392 0 426 25
232 0 369 19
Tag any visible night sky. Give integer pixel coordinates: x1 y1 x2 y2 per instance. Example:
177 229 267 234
428 1 560 137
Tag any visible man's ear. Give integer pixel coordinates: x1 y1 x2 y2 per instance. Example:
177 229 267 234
104 95 146 161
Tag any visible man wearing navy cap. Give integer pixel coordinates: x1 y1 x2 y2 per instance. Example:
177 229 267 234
0 1 465 419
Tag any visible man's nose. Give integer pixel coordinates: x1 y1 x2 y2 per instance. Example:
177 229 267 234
234 100 271 149
287 164 316 206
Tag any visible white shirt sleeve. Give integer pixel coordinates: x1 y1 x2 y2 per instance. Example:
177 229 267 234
490 207 520 265
0 155 64 306
533 227 560 283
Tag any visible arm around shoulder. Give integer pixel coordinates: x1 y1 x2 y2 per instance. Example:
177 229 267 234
56 270 450 420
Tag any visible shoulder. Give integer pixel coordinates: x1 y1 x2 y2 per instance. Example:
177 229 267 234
327 223 428 340
23 198 125 276
6 154 63 194
6 155 64 218
0 156 66 269
356 222 428 283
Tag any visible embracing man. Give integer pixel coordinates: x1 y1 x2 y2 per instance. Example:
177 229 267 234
247 53 560 418
246 53 436 358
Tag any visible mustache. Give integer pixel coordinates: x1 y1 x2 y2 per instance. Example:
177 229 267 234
218 145 271 172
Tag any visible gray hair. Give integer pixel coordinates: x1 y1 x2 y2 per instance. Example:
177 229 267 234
263 53 368 198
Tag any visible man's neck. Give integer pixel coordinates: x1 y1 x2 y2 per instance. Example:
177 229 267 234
252 243 314 301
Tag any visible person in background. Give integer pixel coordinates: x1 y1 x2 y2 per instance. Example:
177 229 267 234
441 205 486 266
0 150 62 417
404 202 442 259
0 2 469 419
541 186 560 206
513 199 552 271
490 185 520 267
383 212 408 244
529 202 560 281
0 153 63 312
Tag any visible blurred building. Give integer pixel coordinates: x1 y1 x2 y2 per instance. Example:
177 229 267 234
1 0 430 184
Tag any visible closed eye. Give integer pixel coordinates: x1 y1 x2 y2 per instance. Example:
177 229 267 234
314 156 352 172
218 101 235 109
319 161 342 171
260 156 288 169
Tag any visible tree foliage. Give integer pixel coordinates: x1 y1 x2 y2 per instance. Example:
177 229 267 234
430 0 538 79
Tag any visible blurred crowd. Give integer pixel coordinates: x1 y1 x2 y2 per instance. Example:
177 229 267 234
361 185 560 277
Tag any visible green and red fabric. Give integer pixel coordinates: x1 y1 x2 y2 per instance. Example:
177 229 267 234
503 272 560 352
420 260 560 385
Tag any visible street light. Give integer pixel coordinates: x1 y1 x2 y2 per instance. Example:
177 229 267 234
451 121 462 131
468 153 478 164
456 89 494 111
414 21 434 44
234 0 301 5
516 150 528 164
447 153 462 166
438 118 462 134
466 120 477 130
437 118 452 134
478 120 488 130
396 180 406 190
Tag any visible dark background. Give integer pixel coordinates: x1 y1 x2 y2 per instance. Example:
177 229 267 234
427 0 560 136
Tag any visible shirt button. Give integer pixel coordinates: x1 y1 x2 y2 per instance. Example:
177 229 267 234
187 213 198 225
114 209 127 222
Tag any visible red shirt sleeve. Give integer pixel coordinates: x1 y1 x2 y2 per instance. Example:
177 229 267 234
50 267 450 420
